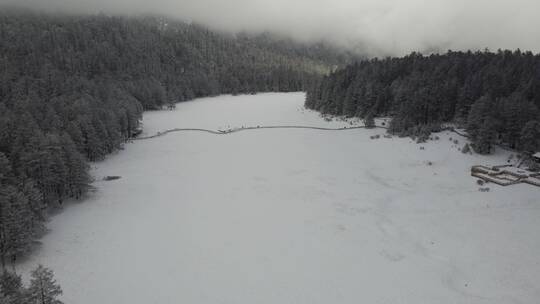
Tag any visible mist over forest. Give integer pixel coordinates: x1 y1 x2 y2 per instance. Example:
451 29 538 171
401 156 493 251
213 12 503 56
2 0 540 56
1 3 539 304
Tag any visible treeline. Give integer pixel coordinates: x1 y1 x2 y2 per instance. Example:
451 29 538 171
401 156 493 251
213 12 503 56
0 10 352 269
1 265 63 304
306 50 540 153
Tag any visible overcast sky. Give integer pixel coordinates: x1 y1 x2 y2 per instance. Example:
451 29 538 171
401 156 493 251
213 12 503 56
3 0 540 56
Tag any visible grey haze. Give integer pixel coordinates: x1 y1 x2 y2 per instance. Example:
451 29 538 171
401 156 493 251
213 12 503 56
2 0 539 56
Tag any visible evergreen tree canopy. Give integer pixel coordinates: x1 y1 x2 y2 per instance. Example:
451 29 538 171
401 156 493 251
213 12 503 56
306 50 540 154
0 266 63 304
26 265 63 304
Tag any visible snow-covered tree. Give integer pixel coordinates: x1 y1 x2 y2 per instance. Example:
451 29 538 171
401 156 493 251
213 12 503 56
26 265 63 304
519 120 540 152
0 271 24 304
364 111 376 129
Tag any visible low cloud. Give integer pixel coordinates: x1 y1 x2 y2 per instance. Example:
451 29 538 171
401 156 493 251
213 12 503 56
3 0 540 56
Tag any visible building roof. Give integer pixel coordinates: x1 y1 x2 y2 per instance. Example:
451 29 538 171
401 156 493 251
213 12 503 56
533 152 540 159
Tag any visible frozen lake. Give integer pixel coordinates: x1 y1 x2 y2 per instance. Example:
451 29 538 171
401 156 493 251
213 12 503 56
19 93 540 304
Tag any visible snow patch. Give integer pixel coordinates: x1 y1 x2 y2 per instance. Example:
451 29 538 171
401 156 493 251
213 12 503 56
17 93 540 304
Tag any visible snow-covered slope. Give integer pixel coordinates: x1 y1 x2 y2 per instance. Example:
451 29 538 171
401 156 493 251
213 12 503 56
18 93 539 304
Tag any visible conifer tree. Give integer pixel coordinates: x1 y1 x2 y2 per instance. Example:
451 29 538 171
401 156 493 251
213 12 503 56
364 111 376 128
519 120 540 152
473 120 497 154
26 265 63 304
0 271 24 304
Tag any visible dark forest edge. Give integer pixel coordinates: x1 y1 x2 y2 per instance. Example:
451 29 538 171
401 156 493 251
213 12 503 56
0 9 356 272
305 50 540 155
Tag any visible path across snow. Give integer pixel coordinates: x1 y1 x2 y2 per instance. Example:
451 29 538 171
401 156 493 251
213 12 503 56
133 125 388 140
17 92 540 304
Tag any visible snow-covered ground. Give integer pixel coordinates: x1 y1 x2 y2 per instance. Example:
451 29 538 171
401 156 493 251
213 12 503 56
18 93 540 304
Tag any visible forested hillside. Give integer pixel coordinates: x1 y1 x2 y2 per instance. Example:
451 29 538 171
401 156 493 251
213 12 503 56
0 10 353 269
306 50 540 153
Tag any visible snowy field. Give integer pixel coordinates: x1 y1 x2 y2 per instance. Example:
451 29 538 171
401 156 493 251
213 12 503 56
18 93 540 303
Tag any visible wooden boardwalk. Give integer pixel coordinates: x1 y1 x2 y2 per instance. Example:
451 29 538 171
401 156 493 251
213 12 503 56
471 165 540 187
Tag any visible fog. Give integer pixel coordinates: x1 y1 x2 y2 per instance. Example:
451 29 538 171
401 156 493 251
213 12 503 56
3 0 540 56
